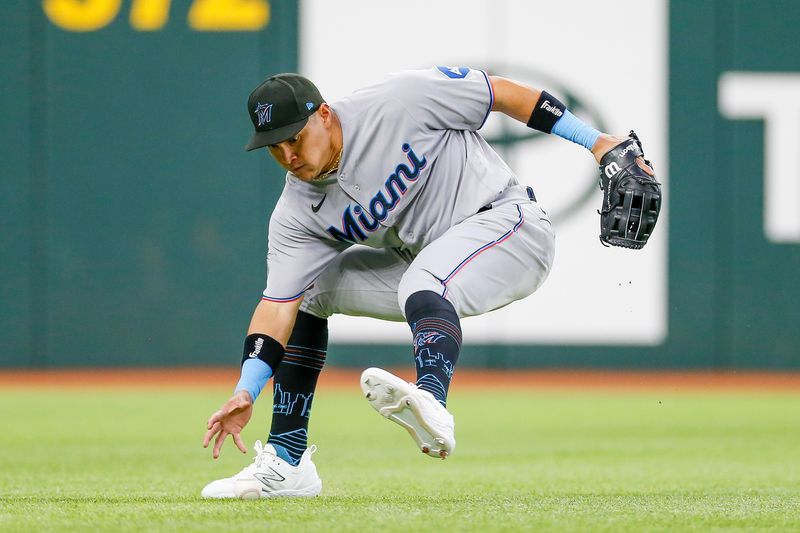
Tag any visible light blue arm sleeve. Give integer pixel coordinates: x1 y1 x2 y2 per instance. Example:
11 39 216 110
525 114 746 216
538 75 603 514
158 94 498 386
551 109 601 151
234 358 273 401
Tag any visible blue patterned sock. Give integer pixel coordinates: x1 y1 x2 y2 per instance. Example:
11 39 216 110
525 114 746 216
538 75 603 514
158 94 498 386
268 429 309 466
405 291 462 407
267 311 327 465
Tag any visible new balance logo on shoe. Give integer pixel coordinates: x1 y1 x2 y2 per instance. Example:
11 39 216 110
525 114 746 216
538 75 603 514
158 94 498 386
254 468 286 486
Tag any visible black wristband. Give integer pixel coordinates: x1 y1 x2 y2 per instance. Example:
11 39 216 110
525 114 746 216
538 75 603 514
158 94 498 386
526 90 566 133
241 333 284 370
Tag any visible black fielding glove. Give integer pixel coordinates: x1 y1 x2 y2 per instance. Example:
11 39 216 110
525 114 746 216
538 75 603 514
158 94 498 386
598 131 662 249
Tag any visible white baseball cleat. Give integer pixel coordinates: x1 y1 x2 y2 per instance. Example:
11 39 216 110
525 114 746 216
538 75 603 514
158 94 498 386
360 367 456 459
201 440 322 499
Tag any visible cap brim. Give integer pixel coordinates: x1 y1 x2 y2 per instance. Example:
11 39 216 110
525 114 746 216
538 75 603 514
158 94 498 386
245 117 309 152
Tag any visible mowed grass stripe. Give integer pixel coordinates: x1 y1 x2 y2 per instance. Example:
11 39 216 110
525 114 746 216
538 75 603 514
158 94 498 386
1 389 798 532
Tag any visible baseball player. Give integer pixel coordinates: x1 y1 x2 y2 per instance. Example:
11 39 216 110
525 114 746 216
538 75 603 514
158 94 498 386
200 66 659 498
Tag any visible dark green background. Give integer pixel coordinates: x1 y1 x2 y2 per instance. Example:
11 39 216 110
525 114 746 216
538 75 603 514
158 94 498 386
1 1 798 369
0 1 298 367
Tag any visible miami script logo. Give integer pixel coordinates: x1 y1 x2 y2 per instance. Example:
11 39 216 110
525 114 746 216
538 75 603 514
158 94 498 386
326 143 427 243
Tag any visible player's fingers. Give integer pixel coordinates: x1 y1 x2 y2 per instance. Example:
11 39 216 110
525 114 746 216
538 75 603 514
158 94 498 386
636 157 654 176
202 422 220 448
212 430 228 459
207 410 222 429
233 433 247 454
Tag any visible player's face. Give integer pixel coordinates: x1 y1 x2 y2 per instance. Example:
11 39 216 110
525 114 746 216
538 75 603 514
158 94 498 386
267 110 334 182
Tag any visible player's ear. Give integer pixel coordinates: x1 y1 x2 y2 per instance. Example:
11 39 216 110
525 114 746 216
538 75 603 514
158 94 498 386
317 103 332 126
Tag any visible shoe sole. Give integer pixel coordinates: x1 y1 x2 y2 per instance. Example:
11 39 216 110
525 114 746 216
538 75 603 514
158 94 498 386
203 480 322 499
360 368 454 459
259 481 322 499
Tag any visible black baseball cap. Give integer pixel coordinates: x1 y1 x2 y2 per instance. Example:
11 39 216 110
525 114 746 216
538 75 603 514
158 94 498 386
245 73 324 151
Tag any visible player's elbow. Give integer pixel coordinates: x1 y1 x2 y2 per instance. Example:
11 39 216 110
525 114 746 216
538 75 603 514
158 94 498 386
489 76 541 123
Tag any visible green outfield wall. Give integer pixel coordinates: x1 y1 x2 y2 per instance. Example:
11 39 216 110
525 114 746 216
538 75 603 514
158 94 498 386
0 1 299 367
1 0 798 369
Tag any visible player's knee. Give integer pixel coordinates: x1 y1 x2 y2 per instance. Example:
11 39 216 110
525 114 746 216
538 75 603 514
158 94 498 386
298 289 334 320
292 309 328 334
397 268 445 318
403 290 459 326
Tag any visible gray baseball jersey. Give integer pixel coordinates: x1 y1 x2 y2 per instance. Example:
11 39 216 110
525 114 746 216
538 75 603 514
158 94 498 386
263 66 554 317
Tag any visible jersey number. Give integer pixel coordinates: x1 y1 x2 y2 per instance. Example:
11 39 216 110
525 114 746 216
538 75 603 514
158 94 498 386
43 0 270 32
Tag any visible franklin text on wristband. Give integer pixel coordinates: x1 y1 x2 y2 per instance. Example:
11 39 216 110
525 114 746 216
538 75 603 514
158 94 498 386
526 90 566 134
241 333 284 370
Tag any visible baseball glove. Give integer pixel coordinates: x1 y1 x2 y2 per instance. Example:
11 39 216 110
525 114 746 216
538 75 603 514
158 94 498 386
598 131 662 249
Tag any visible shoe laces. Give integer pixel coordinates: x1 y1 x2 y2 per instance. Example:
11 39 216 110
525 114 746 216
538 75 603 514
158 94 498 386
237 440 275 477
252 440 275 468
244 441 317 473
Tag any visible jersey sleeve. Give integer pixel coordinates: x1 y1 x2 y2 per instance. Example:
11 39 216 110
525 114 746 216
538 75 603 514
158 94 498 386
385 66 494 131
262 207 348 302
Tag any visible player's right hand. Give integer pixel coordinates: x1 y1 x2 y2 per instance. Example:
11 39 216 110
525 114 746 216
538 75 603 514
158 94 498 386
202 390 253 459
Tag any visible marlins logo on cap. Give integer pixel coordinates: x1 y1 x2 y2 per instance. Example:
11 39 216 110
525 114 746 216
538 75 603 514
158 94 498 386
255 103 273 127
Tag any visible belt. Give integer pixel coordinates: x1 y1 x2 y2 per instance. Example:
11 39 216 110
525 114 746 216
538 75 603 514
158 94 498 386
477 186 536 214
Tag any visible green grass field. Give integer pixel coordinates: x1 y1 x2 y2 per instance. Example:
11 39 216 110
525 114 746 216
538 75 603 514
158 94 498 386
1 384 799 532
